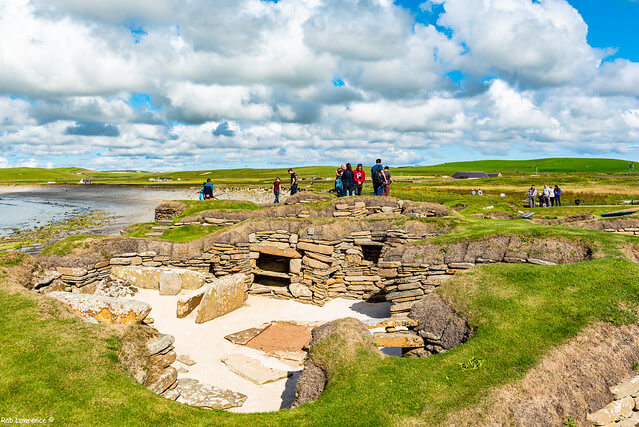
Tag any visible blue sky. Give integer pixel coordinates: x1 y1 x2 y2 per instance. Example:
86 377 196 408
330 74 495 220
0 0 638 170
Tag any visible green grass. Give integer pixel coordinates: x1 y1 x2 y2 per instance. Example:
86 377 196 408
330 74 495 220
1 254 638 425
160 225 217 241
39 235 97 256
176 200 263 219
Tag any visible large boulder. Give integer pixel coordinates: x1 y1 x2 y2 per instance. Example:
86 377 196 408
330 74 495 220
408 293 470 354
195 273 250 323
292 318 380 408
48 292 151 325
110 266 206 291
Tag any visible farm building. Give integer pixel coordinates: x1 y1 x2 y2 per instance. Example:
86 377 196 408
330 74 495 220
452 171 501 179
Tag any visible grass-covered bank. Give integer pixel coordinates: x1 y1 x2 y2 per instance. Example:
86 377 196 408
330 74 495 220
1 244 639 425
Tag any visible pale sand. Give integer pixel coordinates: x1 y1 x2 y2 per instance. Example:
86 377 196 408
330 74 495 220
133 289 391 413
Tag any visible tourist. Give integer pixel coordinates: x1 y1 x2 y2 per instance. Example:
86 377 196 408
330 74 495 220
543 184 551 207
341 163 356 196
354 164 365 196
335 168 343 197
288 168 298 196
478 189 483 196
202 178 214 200
371 159 384 196
273 177 280 204
471 189 476 196
554 185 562 206
527 185 537 208
549 185 555 207
382 166 392 196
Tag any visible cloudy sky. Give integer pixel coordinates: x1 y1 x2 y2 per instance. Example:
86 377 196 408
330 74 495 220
0 0 638 170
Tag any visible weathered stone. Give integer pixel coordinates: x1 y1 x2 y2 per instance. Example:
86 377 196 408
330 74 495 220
147 367 178 394
48 292 150 325
224 324 271 345
389 301 417 312
587 396 635 425
195 274 248 324
619 411 639 427
365 318 419 329
385 288 424 300
409 293 470 351
111 266 206 291
250 244 301 259
344 275 381 282
289 258 302 274
151 350 177 369
110 258 132 265
378 261 402 268
289 282 313 298
176 354 197 366
448 262 474 269
147 334 175 355
176 287 206 318
222 353 290 385
297 241 334 255
159 270 181 296
302 256 330 270
56 267 87 277
374 332 424 348
162 387 182 401
379 268 398 278
610 375 639 400
177 379 247 409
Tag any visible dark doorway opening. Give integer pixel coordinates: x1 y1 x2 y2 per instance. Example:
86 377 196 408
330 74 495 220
360 244 383 263
257 254 290 273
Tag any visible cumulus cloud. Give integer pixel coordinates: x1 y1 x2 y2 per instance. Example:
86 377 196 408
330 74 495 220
0 0 637 169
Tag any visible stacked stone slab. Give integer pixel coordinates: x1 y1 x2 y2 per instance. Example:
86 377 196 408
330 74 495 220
587 375 639 426
603 228 639 236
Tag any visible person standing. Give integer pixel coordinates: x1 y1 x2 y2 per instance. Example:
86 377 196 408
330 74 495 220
478 189 483 196
549 185 555 207
288 168 298 196
341 163 356 196
471 189 476 196
335 168 344 197
382 166 392 196
542 184 550 207
202 178 214 200
273 177 281 204
371 159 384 196
554 185 562 206
528 185 537 208
354 164 365 196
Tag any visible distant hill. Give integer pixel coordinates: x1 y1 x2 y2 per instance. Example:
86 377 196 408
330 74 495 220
400 158 637 175
0 158 635 185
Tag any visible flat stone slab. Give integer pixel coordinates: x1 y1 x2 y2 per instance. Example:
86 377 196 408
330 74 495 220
250 244 301 259
177 378 247 410
195 273 248 324
374 332 424 348
222 353 290 385
225 324 271 346
48 292 150 325
587 396 635 425
111 266 206 291
176 354 197 366
365 318 419 329
147 334 175 356
610 375 639 400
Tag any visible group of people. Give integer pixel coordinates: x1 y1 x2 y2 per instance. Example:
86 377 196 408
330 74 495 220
471 189 484 196
334 159 392 197
271 160 393 203
527 184 562 207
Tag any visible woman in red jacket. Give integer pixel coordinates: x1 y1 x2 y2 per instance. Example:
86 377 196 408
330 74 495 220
354 164 366 196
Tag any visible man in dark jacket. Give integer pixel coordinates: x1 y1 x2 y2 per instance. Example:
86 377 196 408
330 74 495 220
202 178 214 200
371 158 384 196
341 163 356 196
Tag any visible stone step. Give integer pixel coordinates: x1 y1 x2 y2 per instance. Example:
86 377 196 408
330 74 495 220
373 332 424 348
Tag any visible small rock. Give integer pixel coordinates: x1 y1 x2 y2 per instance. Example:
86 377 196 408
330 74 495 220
147 367 178 394
222 353 290 385
147 334 175 356
176 354 197 366
162 387 182 401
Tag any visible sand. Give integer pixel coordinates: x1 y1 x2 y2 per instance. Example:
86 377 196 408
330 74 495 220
132 289 391 413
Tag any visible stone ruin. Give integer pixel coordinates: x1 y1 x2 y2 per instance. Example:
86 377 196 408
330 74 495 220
29 196 597 410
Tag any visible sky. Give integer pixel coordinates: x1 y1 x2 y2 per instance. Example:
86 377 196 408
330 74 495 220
0 0 638 171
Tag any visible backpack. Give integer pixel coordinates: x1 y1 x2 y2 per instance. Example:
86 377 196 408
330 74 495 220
373 168 385 186
335 177 343 189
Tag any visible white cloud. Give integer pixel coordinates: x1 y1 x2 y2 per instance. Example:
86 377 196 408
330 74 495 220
0 157 8 168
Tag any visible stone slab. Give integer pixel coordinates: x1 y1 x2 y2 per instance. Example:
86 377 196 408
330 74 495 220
222 353 290 385
177 379 247 409
195 273 249 324
224 324 271 346
587 396 635 425
48 292 150 325
296 241 334 255
610 375 639 400
176 287 206 318
250 244 301 259
374 332 424 348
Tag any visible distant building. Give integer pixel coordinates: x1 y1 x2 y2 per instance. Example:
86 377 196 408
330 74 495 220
78 178 92 184
452 171 489 179
158 177 174 182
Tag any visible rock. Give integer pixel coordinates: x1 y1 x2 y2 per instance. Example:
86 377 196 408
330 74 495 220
289 258 302 274
48 292 150 325
176 287 207 318
142 317 154 325
364 318 419 329
527 258 557 266
222 353 290 385
176 354 197 366
610 375 639 400
289 282 313 298
159 271 181 296
111 266 206 291
162 387 182 401
177 379 247 409
195 273 249 324
56 267 87 277
619 411 639 427
374 332 424 348
151 350 177 369
302 256 330 270
408 293 470 351
224 324 271 346
147 367 178 394
402 348 430 358
297 241 334 255
448 262 474 269
40 280 66 294
249 244 301 259
147 334 175 356
587 396 635 425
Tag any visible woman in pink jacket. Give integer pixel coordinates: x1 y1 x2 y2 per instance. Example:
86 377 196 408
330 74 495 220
354 164 366 196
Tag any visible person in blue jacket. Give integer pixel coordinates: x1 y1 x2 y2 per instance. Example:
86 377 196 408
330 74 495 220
554 185 562 206
371 158 384 196
202 178 214 200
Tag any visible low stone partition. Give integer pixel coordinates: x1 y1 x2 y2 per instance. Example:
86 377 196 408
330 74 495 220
587 375 639 425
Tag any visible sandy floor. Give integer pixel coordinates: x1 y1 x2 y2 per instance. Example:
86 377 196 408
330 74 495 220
133 290 391 413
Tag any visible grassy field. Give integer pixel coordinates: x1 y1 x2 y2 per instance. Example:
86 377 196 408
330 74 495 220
1 225 638 425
